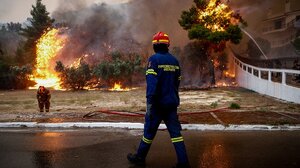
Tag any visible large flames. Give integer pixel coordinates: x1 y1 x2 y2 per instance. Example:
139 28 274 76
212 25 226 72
29 28 66 90
197 0 238 87
198 0 234 32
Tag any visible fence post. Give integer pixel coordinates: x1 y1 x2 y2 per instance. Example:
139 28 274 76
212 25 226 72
282 71 286 85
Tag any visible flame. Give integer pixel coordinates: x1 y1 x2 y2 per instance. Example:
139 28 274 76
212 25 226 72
109 82 130 91
69 54 89 68
216 81 237 87
29 28 66 90
224 71 235 78
216 71 236 87
198 0 234 32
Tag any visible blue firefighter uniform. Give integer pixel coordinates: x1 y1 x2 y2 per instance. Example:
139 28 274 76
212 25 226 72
136 51 189 165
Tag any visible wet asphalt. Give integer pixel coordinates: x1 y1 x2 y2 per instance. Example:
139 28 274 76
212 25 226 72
0 128 300 168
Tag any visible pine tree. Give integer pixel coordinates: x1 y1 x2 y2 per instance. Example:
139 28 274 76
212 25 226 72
20 0 55 65
179 0 246 85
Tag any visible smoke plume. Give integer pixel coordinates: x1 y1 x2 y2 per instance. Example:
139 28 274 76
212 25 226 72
50 0 291 87
52 0 192 65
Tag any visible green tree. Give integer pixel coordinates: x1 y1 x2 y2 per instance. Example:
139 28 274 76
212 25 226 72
7 22 22 32
179 0 246 85
55 61 92 90
93 51 143 87
0 60 33 89
20 0 55 65
0 25 34 89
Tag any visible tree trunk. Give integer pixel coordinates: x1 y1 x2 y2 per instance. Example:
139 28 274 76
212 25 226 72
208 59 216 86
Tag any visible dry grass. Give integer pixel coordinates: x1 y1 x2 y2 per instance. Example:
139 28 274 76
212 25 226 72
0 87 299 123
0 89 146 113
0 87 299 113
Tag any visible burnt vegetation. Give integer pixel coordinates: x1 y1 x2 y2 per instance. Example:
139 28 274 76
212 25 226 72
55 51 143 90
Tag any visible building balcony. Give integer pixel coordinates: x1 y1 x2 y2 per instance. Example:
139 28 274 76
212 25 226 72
262 19 297 34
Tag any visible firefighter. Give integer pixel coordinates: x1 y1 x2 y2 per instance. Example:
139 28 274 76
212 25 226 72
37 86 51 112
127 32 190 168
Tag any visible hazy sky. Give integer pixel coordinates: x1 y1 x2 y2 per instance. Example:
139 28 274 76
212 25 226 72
0 0 130 23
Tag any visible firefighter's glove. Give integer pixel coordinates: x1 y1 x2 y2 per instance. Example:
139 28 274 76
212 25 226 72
146 103 152 118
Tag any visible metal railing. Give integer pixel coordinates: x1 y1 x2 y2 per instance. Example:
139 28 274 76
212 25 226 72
234 57 300 104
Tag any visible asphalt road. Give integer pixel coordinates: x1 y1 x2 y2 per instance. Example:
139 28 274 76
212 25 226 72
0 128 300 168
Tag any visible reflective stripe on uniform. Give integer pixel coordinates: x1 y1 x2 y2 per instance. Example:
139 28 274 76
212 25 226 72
171 136 184 143
158 65 179 72
142 136 153 144
178 76 182 80
146 69 157 75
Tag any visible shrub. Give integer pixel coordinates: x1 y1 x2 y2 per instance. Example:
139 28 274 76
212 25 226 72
229 102 241 109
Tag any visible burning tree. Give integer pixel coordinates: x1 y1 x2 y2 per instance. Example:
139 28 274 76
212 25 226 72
179 0 246 85
55 61 92 90
93 51 143 88
30 28 66 90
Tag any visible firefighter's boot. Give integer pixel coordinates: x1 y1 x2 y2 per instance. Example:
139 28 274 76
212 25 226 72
127 153 145 166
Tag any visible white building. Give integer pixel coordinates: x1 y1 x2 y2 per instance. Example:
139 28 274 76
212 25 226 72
261 0 300 58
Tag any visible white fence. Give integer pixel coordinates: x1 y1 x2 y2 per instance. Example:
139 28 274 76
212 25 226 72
234 57 300 104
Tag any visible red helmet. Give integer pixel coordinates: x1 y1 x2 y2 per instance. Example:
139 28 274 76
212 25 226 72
38 86 45 92
152 32 170 46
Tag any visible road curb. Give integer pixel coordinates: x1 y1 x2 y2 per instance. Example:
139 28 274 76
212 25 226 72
0 122 300 131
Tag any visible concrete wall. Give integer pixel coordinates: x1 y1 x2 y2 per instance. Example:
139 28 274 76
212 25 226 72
234 57 300 104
